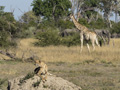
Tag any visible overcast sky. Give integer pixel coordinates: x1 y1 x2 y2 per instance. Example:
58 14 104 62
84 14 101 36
0 0 118 21
0 0 33 20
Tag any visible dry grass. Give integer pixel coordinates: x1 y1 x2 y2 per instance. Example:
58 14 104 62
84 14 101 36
12 38 120 64
48 62 120 90
0 38 120 90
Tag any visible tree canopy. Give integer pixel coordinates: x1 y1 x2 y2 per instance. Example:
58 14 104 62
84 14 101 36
0 6 18 47
71 0 120 27
31 0 72 21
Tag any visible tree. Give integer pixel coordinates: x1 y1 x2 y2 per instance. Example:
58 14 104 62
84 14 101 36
71 0 101 22
0 6 5 15
0 6 18 47
71 0 84 20
100 0 115 28
1 12 17 36
81 0 100 23
71 0 120 28
21 11 38 25
31 0 72 21
113 0 120 22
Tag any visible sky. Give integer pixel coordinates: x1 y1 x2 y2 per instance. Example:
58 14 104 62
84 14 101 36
0 0 118 21
0 0 33 20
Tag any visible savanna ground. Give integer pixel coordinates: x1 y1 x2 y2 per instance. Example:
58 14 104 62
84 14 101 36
0 38 120 90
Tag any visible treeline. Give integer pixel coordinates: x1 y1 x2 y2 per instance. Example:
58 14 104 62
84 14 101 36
0 0 120 47
0 6 17 47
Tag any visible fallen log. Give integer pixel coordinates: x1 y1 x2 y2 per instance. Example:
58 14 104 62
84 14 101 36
0 50 16 59
0 49 36 62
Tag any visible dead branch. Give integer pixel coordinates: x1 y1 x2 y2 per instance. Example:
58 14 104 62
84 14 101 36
0 50 16 59
0 48 39 62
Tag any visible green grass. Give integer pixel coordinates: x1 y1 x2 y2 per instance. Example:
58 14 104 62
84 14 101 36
19 72 34 84
48 61 120 90
0 60 22 65
0 79 6 87
0 78 7 89
32 80 41 87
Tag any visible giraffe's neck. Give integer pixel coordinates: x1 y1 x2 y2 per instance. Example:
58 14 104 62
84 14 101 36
72 16 88 32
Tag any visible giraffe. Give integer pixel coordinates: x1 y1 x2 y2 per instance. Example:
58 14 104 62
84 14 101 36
70 14 100 53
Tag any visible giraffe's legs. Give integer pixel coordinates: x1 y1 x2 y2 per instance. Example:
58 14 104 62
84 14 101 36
91 40 95 51
95 38 100 47
80 33 83 53
80 38 83 53
86 43 90 53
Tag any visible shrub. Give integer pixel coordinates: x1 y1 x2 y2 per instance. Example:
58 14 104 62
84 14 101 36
60 34 80 47
110 22 120 34
89 18 107 29
35 29 61 46
37 19 56 30
78 18 107 29
56 20 74 30
34 28 105 47
0 13 17 48
32 80 41 87
79 18 90 28
16 26 37 38
37 19 74 31
0 78 7 87
19 72 34 84
35 29 81 47
0 31 17 48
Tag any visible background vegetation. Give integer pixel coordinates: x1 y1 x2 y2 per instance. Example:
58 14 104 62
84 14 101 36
0 0 120 47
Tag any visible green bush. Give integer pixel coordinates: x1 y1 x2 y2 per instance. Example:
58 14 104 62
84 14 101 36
37 19 74 31
18 27 36 38
0 13 17 48
0 31 9 47
37 19 56 30
34 28 105 47
0 78 7 88
35 30 60 46
0 31 17 48
35 29 80 47
110 22 120 34
19 72 34 84
0 13 18 36
56 20 74 30
79 18 90 28
32 80 41 87
89 18 107 29
78 18 107 29
60 34 80 47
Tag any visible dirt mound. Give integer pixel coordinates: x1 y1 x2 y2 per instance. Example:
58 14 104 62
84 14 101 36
8 75 81 90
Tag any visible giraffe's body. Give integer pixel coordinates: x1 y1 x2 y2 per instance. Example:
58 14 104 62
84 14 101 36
70 14 100 52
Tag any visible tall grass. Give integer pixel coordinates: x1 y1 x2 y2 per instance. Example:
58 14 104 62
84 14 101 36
15 38 120 64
